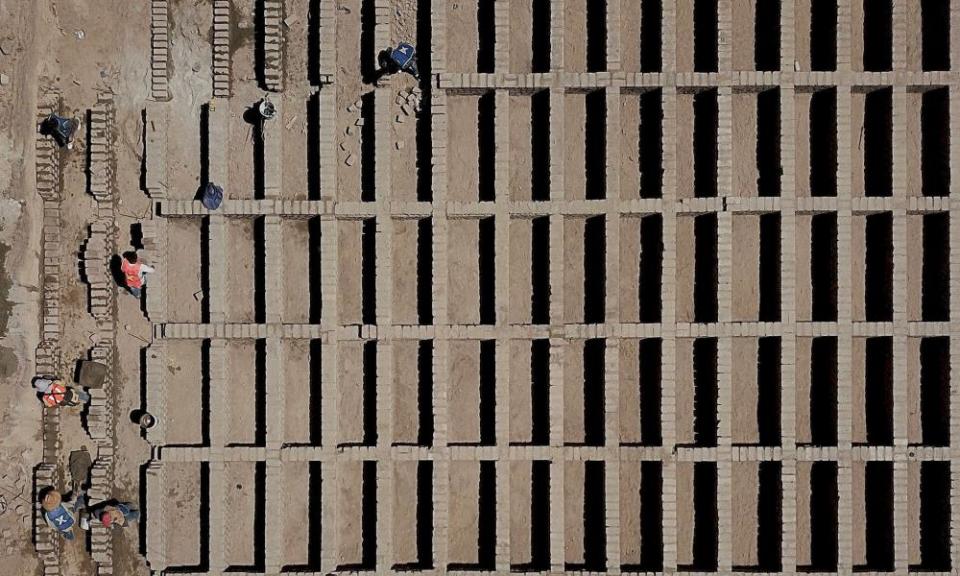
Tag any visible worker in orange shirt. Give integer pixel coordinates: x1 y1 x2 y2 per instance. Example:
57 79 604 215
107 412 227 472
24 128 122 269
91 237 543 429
120 251 155 299
33 377 90 408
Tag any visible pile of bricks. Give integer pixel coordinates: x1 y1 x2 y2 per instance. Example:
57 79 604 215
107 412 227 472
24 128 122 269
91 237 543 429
212 0 232 98
261 0 284 91
150 0 169 101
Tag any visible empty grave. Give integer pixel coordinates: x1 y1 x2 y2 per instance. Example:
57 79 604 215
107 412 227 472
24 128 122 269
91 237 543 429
393 460 433 568
281 339 321 445
448 461 496 570
795 0 838 71
508 339 550 446
564 460 607 570
619 90 664 200
563 339 606 446
732 89 781 198
620 461 663 571
509 91 551 202
163 463 206 571
797 461 839 570
279 462 318 569
223 461 263 570
908 461 952 570
731 461 782 571
564 90 607 201
619 214 663 323
164 340 206 446
509 460 551 570
225 339 264 446
619 338 663 446
166 218 203 323
731 337 782 446
508 216 551 324
447 339 495 445
677 462 719 571
508 0 551 73
621 0 663 73
279 218 321 324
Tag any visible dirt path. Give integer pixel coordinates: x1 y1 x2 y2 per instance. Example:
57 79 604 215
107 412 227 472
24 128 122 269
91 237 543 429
0 0 47 572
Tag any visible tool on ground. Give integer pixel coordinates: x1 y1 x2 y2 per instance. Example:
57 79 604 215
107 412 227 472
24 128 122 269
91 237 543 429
258 98 276 120
139 412 156 429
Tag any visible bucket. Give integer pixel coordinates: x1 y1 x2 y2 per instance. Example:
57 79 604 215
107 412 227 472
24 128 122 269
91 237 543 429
139 412 156 430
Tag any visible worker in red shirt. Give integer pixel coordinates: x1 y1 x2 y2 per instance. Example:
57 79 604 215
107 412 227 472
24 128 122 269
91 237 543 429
120 252 155 299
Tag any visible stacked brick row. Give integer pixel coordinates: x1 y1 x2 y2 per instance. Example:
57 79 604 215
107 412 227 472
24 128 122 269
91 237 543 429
150 0 169 101
143 462 166 572
316 0 336 83
33 93 63 576
88 459 114 567
82 222 114 321
83 92 120 576
212 0 232 98
33 464 59 576
433 70 952 90
144 102 168 199
261 0 284 92
87 99 114 202
140 219 166 322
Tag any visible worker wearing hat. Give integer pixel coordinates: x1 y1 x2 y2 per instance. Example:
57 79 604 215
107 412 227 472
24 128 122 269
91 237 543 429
80 501 140 530
33 376 90 408
41 489 78 540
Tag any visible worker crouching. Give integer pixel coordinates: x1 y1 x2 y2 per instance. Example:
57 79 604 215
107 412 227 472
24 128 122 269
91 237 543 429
80 500 140 530
40 489 81 541
33 376 90 409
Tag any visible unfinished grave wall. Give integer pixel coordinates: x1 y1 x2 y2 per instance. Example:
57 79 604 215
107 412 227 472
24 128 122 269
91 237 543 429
141 0 960 574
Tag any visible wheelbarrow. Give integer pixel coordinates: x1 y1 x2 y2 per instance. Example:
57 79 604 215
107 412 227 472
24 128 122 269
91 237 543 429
68 447 93 493
77 361 107 389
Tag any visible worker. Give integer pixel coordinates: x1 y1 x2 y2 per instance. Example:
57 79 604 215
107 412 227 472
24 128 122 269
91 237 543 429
40 113 79 150
120 251 155 299
376 42 420 81
79 500 140 530
33 377 90 408
41 489 79 540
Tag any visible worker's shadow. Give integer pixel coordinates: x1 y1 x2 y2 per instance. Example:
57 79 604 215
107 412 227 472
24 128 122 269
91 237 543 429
363 50 394 85
109 255 125 289
241 106 266 200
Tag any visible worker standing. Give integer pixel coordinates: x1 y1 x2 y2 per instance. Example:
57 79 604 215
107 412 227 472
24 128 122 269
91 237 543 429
120 251 155 299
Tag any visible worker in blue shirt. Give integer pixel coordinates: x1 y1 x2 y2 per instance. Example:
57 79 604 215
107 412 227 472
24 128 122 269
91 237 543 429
41 489 79 540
